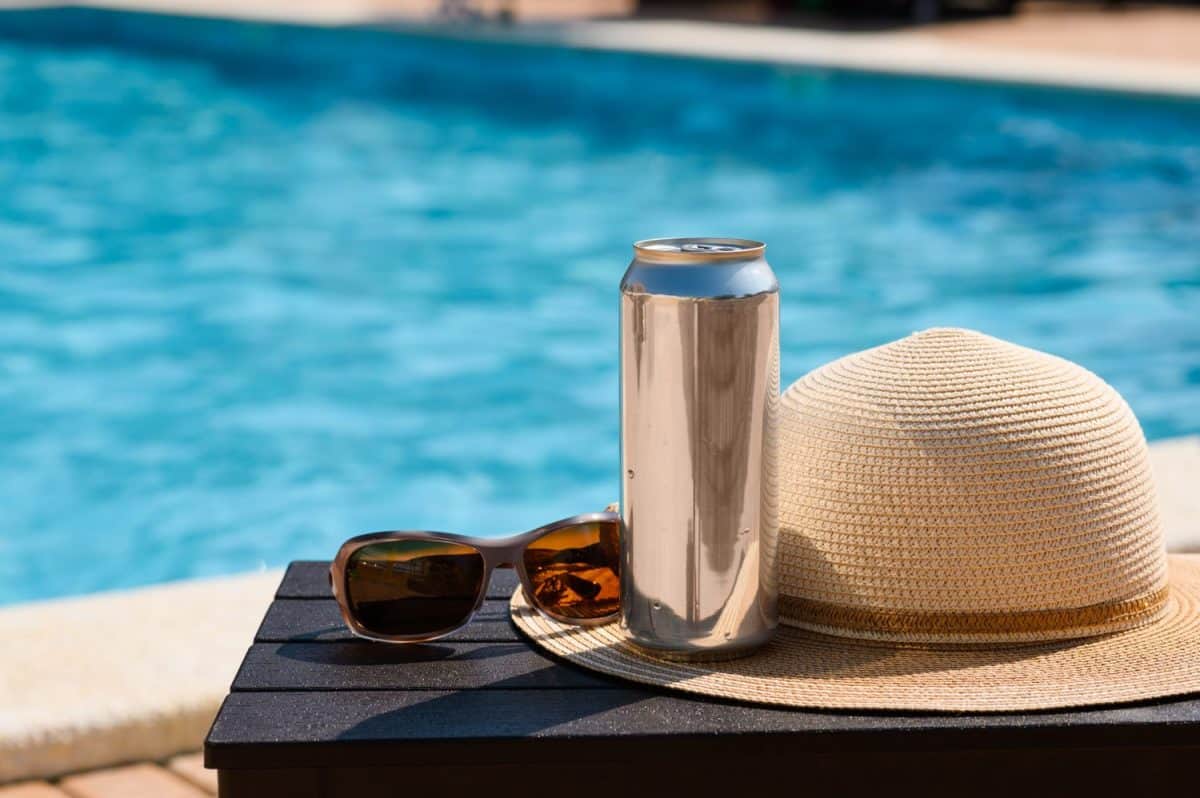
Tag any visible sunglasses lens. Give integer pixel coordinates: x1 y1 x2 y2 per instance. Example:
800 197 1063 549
524 520 620 620
344 540 485 637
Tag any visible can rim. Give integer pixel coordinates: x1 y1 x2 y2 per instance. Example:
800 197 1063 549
633 237 766 262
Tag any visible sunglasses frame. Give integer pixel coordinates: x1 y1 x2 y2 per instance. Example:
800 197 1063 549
330 511 622 643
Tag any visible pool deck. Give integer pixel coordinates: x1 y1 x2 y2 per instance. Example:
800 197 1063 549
0 572 280 785
1 438 1197 785
0 757 216 797
2 1 1199 96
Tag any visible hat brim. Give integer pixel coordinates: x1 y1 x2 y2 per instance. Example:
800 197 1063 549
510 554 1200 713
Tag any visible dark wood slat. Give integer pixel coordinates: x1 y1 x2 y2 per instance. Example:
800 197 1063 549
211 563 1200 795
232 642 618 691
274 561 331 598
206 689 1200 770
216 748 1200 798
256 598 519 643
276 561 519 600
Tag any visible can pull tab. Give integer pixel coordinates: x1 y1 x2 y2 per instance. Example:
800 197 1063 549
681 243 740 253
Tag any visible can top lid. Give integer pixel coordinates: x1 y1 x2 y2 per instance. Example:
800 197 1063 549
623 237 776 299
634 237 765 262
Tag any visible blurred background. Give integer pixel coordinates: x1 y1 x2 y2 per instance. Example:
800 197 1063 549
0 0 1197 603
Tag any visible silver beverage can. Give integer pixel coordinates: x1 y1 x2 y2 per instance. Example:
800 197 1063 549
619 237 779 660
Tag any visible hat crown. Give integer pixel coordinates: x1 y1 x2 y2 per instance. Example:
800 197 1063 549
778 328 1167 643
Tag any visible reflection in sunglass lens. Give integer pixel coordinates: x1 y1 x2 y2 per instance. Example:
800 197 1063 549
524 521 620 620
345 540 485 637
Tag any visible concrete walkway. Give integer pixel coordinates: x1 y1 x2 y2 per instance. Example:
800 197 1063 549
2 1 1200 95
1151 436 1200 554
0 572 279 784
547 16 1200 96
928 2 1200 67
0 756 216 797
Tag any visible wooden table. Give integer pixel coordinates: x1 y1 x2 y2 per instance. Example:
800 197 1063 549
205 562 1200 796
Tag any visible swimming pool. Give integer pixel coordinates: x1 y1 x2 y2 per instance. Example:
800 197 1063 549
1 9 1197 604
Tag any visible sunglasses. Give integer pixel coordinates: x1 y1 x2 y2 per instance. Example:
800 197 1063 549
330 511 622 643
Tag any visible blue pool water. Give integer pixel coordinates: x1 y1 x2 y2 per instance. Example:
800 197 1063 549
1 10 1198 604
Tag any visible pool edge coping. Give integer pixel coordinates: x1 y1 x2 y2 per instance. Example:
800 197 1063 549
0 569 282 784
408 17 1200 100
2 3 1199 99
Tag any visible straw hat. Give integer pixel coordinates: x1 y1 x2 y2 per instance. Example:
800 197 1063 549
512 328 1200 712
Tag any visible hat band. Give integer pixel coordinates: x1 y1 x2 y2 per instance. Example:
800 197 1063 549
779 584 1170 642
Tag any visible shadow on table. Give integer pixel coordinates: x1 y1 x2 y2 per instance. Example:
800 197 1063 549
280 623 345 641
276 641 527 665
336 671 649 740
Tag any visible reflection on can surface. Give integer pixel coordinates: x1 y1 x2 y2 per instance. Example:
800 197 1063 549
620 238 779 661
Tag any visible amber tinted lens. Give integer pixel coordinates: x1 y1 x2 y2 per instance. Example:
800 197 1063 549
344 540 485 637
523 520 620 620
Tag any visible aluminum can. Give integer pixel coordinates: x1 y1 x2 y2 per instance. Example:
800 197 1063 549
619 237 779 660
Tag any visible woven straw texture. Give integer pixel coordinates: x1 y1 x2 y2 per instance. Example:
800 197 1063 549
511 329 1199 711
777 327 1167 644
511 556 1200 712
